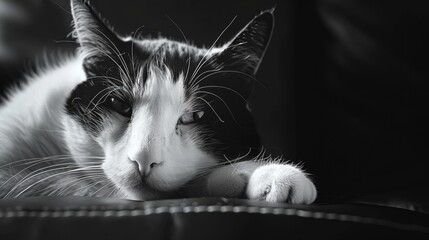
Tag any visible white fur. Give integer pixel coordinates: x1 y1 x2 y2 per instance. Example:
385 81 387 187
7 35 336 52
206 160 317 204
247 164 317 203
0 58 85 163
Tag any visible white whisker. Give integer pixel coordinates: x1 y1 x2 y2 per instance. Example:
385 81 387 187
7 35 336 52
92 27 133 82
195 90 240 127
195 97 224 123
11 165 103 198
188 16 237 84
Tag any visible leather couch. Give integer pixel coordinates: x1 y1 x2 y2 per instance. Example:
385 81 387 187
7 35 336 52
1 197 428 239
1 0 428 239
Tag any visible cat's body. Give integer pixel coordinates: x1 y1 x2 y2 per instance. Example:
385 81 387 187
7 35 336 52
0 0 316 203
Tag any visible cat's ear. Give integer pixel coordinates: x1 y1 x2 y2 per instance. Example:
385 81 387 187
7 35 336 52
70 0 127 66
218 9 274 75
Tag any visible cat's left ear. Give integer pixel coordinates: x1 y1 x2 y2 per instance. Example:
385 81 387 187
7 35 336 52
217 9 274 75
71 0 126 62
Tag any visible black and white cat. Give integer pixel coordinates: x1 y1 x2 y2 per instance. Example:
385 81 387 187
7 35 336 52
0 0 316 204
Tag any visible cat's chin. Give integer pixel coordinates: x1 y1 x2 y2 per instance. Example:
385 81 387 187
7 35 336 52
120 182 175 201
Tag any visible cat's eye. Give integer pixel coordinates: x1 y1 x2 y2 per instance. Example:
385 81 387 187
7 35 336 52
178 111 205 125
108 97 132 117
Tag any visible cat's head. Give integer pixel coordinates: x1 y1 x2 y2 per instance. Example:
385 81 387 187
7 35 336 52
64 0 273 199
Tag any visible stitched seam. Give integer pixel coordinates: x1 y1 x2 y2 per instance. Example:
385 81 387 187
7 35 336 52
0 205 428 233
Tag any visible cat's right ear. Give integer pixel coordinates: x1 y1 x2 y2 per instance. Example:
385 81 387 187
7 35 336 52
217 9 274 76
210 9 274 98
71 0 128 75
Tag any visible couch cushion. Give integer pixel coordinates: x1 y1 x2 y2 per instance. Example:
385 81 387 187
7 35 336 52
1 197 429 239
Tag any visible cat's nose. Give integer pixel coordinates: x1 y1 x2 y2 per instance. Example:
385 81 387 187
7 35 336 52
128 153 161 177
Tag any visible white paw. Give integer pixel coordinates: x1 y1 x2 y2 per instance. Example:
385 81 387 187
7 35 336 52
246 164 317 204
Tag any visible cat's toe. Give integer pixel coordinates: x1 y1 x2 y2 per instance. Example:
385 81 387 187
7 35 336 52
246 164 317 204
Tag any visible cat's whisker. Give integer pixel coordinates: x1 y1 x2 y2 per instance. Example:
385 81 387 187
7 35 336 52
103 183 118 198
12 164 102 195
47 174 106 196
128 39 139 82
55 172 106 193
189 15 237 85
5 162 102 196
106 185 119 198
191 67 223 89
196 85 248 105
189 65 222 91
253 147 268 161
83 75 124 85
192 69 264 92
97 67 132 94
223 156 239 174
184 56 192 85
83 48 133 97
85 85 121 114
91 27 133 82
129 25 146 81
88 88 119 113
104 76 133 94
4 164 77 198
91 45 130 81
53 40 76 44
10 165 103 198
0 155 68 169
59 175 105 195
165 15 192 83
195 90 240 126
223 147 254 163
119 70 136 98
0 155 103 170
0 158 85 189
85 91 126 120
194 149 257 176
188 16 237 86
195 97 224 123
59 177 106 196
0 162 51 190
194 160 242 177
83 72 134 94
193 41 249 82
239 147 254 159
91 181 114 197
84 86 115 113
188 53 218 88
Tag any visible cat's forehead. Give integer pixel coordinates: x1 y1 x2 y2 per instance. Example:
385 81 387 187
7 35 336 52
133 38 204 55
131 39 218 85
136 61 185 102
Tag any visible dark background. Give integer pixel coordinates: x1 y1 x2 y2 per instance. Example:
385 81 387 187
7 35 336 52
1 0 428 203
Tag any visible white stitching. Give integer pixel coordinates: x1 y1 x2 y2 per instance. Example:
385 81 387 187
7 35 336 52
0 204 428 233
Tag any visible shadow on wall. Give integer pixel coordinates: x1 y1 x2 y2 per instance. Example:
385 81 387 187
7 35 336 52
0 0 73 87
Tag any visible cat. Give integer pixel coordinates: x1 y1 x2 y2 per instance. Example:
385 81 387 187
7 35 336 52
0 0 316 204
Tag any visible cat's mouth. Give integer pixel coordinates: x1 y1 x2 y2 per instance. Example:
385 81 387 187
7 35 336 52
124 180 178 200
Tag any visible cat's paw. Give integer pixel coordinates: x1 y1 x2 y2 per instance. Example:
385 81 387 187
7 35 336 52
246 164 317 204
